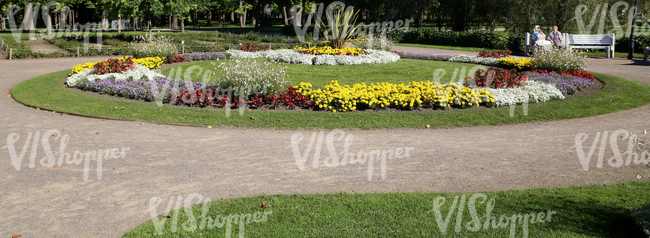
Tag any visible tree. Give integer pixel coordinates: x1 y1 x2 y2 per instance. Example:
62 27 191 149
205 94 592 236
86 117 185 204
165 0 191 33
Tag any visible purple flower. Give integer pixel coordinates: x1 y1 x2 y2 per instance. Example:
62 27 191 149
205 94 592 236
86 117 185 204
526 72 593 95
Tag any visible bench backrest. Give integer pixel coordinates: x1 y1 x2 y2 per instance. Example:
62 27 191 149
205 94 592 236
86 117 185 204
568 33 615 45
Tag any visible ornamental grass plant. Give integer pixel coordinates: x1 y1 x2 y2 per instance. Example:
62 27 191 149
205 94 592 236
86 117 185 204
130 35 179 59
532 48 589 72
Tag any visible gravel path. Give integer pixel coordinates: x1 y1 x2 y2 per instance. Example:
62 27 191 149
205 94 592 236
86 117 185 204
1 48 649 237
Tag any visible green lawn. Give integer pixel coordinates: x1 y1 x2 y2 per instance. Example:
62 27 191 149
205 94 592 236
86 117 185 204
160 59 482 88
123 181 650 237
10 59 650 129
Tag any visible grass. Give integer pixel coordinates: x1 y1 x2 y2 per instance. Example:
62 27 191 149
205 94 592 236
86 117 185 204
160 59 481 88
580 51 646 59
123 181 650 237
394 43 498 53
10 60 650 129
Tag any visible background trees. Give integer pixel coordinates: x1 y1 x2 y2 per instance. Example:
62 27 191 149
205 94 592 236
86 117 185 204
0 0 648 34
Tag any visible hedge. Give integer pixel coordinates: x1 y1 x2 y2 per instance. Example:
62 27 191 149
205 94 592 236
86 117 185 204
392 29 510 50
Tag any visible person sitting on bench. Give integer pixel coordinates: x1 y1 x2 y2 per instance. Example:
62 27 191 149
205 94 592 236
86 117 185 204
532 25 552 51
546 26 564 48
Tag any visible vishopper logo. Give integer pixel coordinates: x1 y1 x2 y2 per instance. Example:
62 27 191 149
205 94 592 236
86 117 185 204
572 1 648 36
5 2 103 53
1 129 129 181
289 1 414 43
147 193 272 237
427 193 556 237
571 129 650 171
287 130 414 181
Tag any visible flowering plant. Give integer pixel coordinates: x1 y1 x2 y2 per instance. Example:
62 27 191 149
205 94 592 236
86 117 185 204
532 48 589 72
497 58 533 71
130 35 179 59
133 57 165 69
93 57 135 75
526 71 594 95
294 46 369 56
238 43 270 52
531 69 594 81
478 49 512 58
466 68 528 89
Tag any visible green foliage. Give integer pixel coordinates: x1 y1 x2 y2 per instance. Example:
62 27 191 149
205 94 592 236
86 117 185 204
532 48 589 72
616 35 650 53
396 29 510 50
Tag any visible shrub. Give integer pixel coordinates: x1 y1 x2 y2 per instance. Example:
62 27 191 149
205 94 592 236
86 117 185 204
130 35 178 59
356 34 394 51
531 48 588 72
211 59 288 97
398 29 510 50
616 35 650 53
466 68 528 89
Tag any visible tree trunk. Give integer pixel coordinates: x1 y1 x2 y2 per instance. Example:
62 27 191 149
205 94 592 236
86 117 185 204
117 14 122 34
148 15 152 42
219 15 224 27
169 15 172 29
283 6 288 26
1 13 4 31
134 17 138 31
231 12 235 23
72 10 75 30
207 10 212 26
45 11 52 35
69 10 74 30
239 1 245 27
22 4 34 31
181 18 185 33
172 16 178 29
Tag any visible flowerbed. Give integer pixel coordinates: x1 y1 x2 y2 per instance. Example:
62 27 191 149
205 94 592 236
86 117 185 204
395 52 453 61
448 55 499 66
496 58 533 71
294 46 369 56
478 49 512 58
466 68 528 89
526 72 594 95
180 52 228 62
484 80 565 107
225 49 400 66
531 69 594 81
296 81 495 112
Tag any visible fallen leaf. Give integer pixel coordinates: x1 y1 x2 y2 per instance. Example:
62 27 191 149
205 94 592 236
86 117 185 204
12 235 21 238
121 107 124 110
165 215 172 218
61 113 65 116
37 108 40 110
7 127 12 128
113 107 117 109
247 109 252 111
261 203 270 208
53 165 60 168
52 134 57 137
52 111 55 113
132 113 137 117
279 131 283 133
158 108 162 111
221 197 227 200
114 203 120 206
251 117 256 120
207 126 212 129
96 132 101 134
140 123 144 125
426 125 430 128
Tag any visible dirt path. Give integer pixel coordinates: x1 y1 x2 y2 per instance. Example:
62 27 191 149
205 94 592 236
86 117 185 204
0 50 649 237
23 39 69 54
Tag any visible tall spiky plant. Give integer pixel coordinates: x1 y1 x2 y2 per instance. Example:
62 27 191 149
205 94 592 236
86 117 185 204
317 5 367 49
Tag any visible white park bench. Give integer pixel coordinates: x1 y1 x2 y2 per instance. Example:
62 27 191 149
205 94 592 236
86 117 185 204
524 33 615 58
524 32 569 55
567 33 615 58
